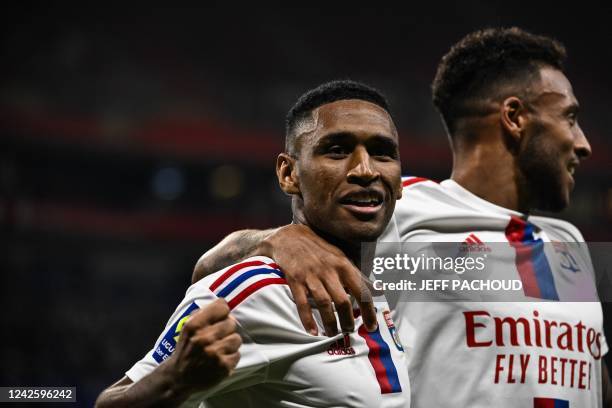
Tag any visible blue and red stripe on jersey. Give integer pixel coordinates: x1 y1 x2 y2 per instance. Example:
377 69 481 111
534 397 569 408
505 216 559 300
358 324 402 394
209 259 286 309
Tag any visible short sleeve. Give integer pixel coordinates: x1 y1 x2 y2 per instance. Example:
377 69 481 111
125 279 270 396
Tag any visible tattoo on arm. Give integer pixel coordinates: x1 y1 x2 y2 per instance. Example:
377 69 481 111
192 228 279 283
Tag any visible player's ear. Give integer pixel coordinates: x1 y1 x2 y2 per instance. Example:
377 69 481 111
500 96 528 143
276 153 300 195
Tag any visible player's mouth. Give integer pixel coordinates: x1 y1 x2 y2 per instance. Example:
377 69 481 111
339 190 384 216
566 159 579 186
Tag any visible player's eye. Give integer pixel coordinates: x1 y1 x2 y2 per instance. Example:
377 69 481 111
567 113 578 126
368 145 398 161
326 145 349 158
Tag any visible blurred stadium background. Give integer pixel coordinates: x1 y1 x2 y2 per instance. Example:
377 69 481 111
2 4 611 405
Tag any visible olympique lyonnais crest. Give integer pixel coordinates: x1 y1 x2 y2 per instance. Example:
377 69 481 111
552 241 581 273
383 310 404 352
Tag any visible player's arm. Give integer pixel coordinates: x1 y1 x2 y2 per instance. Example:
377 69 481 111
95 299 240 408
193 224 377 336
192 228 279 284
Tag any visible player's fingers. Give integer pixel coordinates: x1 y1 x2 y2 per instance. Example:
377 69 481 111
222 351 241 373
357 294 377 332
202 352 238 380
307 277 338 336
222 333 242 354
203 343 241 370
322 274 354 333
209 333 242 355
187 299 231 330
190 315 238 348
342 266 377 332
289 282 318 335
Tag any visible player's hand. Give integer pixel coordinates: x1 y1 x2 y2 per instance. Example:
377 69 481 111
166 298 241 393
259 224 377 336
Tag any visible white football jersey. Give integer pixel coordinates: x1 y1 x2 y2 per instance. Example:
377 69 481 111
377 177 607 408
126 256 410 408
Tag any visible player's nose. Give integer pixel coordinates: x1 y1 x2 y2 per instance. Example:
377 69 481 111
347 146 380 185
574 125 592 159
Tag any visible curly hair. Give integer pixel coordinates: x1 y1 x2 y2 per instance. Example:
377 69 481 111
432 27 567 134
286 80 390 155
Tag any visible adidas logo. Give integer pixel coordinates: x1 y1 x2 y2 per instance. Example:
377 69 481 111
326 333 356 356
461 233 492 253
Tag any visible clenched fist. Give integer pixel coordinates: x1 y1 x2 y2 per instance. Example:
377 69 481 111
166 298 241 393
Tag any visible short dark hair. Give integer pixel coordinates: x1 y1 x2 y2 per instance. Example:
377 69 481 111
286 80 390 155
432 27 567 134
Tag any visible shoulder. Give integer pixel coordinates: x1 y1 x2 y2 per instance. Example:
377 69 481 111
529 215 585 242
206 256 311 339
400 175 439 191
397 176 454 204
396 176 443 209
393 176 461 228
201 256 287 310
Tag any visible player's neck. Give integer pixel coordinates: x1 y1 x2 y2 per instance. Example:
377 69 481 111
451 141 528 214
296 222 363 267
291 207 368 272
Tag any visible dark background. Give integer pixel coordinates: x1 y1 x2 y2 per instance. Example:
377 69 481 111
2 4 611 406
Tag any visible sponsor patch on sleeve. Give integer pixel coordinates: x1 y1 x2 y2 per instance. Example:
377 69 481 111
152 302 200 363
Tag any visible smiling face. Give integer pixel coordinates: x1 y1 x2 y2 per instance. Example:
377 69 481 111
518 67 592 211
278 99 402 245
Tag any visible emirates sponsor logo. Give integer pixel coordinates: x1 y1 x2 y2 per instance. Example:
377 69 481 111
464 309 603 390
464 310 603 358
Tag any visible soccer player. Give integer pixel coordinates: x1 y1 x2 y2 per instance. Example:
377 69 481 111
97 80 410 407
193 28 610 407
